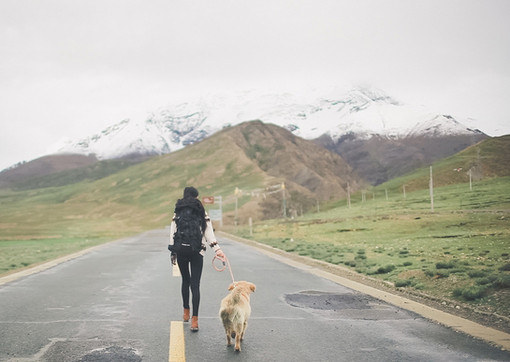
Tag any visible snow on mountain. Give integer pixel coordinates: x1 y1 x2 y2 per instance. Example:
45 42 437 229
51 87 484 159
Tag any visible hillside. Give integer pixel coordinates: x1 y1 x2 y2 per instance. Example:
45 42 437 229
378 134 510 193
0 155 153 191
0 154 99 188
316 132 487 185
0 121 362 246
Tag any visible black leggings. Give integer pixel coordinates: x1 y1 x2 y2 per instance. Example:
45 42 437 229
176 252 204 317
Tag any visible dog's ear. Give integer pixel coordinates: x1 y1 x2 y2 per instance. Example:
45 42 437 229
228 283 235 291
250 283 256 292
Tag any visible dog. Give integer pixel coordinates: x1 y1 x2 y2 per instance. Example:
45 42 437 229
219 281 256 352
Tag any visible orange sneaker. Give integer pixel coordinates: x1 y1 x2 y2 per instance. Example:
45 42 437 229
190 316 199 332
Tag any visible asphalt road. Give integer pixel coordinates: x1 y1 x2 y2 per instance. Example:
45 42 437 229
1 229 509 361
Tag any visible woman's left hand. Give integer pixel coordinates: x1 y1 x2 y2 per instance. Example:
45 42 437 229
215 249 225 259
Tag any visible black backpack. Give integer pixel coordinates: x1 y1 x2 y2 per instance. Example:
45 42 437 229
169 207 203 255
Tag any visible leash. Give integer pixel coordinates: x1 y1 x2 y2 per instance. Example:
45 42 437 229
212 254 236 286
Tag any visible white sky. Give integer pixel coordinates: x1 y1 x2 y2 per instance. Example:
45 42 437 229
1 0 509 170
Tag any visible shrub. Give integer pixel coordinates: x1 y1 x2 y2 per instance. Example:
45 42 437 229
436 261 455 269
460 286 487 301
453 288 463 297
403 261 413 266
468 270 487 278
376 264 396 274
494 275 510 289
395 279 413 287
476 276 497 285
435 270 450 278
414 283 425 290
498 263 510 271
424 270 435 277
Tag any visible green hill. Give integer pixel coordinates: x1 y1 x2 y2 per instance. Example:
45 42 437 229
379 135 510 194
0 121 361 275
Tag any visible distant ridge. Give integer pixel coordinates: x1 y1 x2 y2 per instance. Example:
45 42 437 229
317 132 487 185
0 154 98 189
379 135 510 192
33 87 485 186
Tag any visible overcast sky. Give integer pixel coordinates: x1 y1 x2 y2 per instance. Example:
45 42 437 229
1 0 509 170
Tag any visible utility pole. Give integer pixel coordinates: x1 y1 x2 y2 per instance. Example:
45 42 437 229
468 168 473 191
429 166 434 212
234 187 239 226
217 195 223 228
281 182 287 218
347 182 351 208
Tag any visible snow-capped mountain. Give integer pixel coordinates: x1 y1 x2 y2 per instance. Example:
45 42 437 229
50 87 485 159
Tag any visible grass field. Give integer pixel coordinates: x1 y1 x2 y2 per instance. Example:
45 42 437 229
231 176 510 317
0 131 271 276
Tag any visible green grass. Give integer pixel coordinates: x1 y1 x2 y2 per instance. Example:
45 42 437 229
232 176 510 316
0 237 110 275
0 129 273 277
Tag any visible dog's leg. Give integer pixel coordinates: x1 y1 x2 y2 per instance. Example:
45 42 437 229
241 321 248 341
226 330 232 346
234 332 242 352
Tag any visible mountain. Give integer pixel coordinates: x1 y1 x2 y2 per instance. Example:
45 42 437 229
0 154 98 189
316 131 487 185
227 120 361 202
0 153 151 190
0 121 362 228
48 87 486 158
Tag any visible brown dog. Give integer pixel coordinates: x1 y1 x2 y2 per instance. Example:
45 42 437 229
219 281 256 352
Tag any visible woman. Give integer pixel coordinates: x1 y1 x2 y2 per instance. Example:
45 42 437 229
169 186 225 331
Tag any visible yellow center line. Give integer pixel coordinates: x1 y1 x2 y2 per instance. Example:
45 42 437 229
169 321 185 362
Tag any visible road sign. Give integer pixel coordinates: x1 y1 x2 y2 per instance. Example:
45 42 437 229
208 209 222 221
202 196 215 204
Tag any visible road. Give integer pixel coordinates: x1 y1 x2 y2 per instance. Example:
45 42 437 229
0 229 509 361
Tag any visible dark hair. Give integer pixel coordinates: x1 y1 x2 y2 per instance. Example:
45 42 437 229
183 186 199 199
175 186 207 231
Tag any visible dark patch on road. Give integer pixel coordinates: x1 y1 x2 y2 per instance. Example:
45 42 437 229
285 290 415 320
78 346 141 362
285 290 372 311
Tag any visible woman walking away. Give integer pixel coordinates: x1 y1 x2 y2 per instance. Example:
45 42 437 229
168 186 225 331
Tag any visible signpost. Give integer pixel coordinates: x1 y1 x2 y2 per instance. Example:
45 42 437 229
205 195 222 227
202 196 215 205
